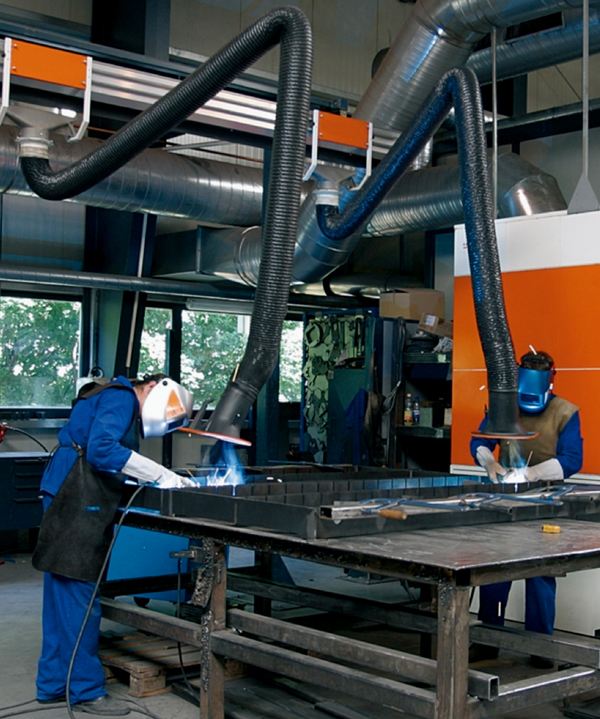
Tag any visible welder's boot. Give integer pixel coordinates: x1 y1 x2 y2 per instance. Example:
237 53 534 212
73 695 130 716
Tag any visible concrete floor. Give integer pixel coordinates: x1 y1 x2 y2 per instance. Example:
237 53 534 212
0 550 597 719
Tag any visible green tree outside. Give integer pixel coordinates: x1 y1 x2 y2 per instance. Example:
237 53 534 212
0 297 81 406
0 299 302 409
139 309 303 406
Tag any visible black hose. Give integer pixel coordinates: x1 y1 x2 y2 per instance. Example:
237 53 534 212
316 67 523 437
205 10 313 439
19 7 313 442
3 425 50 453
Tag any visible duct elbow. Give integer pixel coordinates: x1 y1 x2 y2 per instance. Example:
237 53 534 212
497 154 567 217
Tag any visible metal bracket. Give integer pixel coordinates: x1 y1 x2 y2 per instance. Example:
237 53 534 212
0 37 92 144
304 108 373 189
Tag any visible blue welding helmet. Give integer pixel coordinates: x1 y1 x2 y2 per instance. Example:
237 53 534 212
517 351 556 414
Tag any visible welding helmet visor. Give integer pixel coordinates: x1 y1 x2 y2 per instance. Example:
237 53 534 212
517 366 554 414
141 378 193 438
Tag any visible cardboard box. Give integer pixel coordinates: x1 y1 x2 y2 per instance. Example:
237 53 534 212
418 313 453 338
379 289 445 321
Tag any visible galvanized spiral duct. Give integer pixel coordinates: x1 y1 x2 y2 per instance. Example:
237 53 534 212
317 67 524 437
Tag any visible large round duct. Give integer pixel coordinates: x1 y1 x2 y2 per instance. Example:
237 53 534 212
365 153 567 237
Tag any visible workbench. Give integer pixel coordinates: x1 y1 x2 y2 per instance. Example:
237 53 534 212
100 502 600 719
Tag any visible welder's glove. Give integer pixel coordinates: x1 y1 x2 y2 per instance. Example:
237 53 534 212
122 451 196 488
475 446 507 483
521 458 564 482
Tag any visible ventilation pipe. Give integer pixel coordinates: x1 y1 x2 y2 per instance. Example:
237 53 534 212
2 0 588 291
354 0 600 133
0 264 359 310
0 126 264 225
365 153 567 237
16 6 313 443
468 7 600 85
318 67 524 437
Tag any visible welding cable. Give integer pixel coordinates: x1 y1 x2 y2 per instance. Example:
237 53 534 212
174 557 198 700
316 66 522 437
1 424 50 453
0 706 71 718
0 700 165 719
0 701 38 712
62 483 145 719
19 7 312 443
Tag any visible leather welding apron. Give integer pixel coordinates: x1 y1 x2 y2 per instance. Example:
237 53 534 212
32 383 139 582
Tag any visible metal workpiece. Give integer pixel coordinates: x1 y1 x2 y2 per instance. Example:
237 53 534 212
124 477 600 541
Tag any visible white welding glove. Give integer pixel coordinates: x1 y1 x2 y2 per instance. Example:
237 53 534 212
522 458 564 482
122 451 196 489
475 446 507 483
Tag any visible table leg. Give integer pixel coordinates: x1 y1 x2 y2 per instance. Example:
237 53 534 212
435 580 470 719
200 541 227 719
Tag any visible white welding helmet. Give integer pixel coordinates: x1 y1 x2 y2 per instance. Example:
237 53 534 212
141 377 194 438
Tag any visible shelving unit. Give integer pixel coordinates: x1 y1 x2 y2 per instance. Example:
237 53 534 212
395 351 452 471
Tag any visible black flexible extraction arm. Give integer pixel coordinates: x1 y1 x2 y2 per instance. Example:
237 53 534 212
19 7 313 442
316 67 524 438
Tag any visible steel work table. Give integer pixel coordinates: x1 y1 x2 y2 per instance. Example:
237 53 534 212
105 509 600 719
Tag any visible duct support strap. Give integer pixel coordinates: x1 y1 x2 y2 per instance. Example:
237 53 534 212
18 7 313 442
316 67 523 438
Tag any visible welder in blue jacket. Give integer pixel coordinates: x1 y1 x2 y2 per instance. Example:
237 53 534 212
469 350 583 668
33 374 194 714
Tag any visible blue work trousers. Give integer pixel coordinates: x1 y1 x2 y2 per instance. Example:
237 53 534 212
478 576 556 635
36 493 106 704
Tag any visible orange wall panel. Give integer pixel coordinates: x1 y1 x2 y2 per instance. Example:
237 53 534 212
452 265 600 473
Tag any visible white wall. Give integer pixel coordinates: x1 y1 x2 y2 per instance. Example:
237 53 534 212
169 0 412 98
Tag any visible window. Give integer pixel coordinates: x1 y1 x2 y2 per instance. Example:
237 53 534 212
139 308 304 407
181 310 246 406
279 319 303 403
0 296 81 407
139 307 171 376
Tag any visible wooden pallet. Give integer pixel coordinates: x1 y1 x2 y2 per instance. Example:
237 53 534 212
98 632 202 697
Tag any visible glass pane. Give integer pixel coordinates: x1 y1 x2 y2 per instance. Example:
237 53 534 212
181 310 246 407
0 297 81 407
139 307 171 376
279 320 303 403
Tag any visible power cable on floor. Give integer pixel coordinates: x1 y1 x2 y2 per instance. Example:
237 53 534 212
62 485 146 719
0 698 174 719
0 701 38 712
175 557 199 701
0 486 198 719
